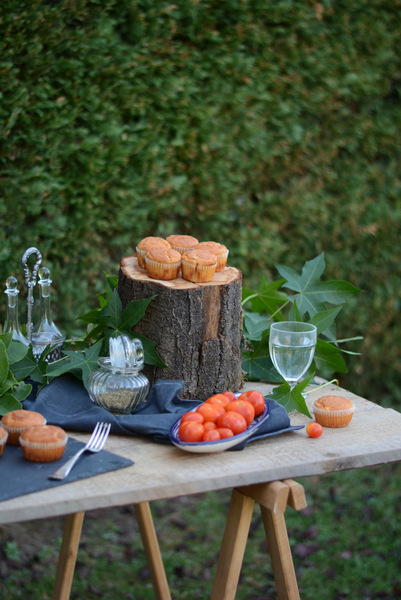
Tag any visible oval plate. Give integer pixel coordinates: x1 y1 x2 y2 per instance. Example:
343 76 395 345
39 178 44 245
169 398 270 454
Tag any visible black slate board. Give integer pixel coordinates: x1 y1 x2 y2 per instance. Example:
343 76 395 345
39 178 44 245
0 437 134 503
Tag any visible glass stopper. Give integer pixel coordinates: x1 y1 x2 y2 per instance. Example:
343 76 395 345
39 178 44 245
5 276 19 296
109 335 144 370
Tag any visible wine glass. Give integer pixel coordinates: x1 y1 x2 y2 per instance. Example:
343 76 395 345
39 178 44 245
269 321 317 389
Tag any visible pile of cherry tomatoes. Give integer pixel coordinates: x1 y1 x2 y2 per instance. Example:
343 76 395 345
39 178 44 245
178 390 265 443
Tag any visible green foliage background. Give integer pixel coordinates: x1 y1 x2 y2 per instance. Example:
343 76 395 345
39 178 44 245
1 0 400 405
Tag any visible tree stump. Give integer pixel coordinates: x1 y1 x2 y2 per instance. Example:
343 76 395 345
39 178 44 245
118 256 244 400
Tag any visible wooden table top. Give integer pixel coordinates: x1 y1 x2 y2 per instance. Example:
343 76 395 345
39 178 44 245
1 381 401 525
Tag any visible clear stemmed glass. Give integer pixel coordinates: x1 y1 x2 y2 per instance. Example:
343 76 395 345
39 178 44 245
269 321 317 390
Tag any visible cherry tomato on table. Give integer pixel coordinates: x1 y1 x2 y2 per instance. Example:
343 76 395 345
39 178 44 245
225 400 255 426
217 411 247 435
306 422 323 438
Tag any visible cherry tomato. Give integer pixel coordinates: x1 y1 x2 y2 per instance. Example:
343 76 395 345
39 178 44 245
197 402 224 422
178 421 205 442
203 421 217 432
202 429 221 442
206 393 231 409
181 411 204 424
217 427 234 439
238 390 265 416
217 411 247 435
225 400 255 426
221 391 236 402
306 422 323 438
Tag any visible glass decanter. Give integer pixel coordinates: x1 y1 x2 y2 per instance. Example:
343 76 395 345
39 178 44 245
88 335 149 415
31 267 65 361
3 276 29 345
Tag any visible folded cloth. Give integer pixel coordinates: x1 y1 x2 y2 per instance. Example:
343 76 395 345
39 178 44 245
23 375 303 448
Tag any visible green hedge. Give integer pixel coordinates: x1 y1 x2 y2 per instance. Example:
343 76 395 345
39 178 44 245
1 0 400 405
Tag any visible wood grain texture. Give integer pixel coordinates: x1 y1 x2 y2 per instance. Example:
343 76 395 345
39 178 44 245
1 382 401 525
118 256 243 400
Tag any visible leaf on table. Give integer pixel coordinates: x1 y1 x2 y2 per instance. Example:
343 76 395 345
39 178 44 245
267 376 313 418
314 338 348 374
10 345 47 384
242 337 283 383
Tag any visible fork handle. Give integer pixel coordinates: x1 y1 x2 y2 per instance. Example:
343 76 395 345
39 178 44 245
49 447 87 480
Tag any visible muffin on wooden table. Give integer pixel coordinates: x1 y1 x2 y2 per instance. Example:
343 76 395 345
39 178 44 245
196 241 229 272
19 425 68 462
136 237 170 268
145 247 182 280
0 427 8 457
166 235 199 255
313 395 355 428
1 410 47 446
181 248 217 283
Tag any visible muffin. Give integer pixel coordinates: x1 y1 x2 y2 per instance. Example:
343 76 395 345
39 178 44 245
196 241 229 272
166 234 199 255
181 248 217 283
145 247 182 280
136 237 170 268
19 425 68 462
313 395 354 428
0 426 8 457
1 410 47 446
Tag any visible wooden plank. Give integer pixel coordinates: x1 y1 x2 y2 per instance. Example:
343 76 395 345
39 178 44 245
2 384 401 525
52 512 84 600
237 481 289 513
210 489 255 600
282 479 307 511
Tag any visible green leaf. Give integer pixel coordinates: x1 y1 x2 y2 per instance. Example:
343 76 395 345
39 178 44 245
12 381 33 402
242 338 283 383
10 345 47 384
46 340 103 389
7 340 30 365
0 332 13 350
0 340 10 386
134 334 168 368
242 279 288 316
267 376 313 418
314 338 348 374
276 253 360 318
242 310 271 341
0 394 23 416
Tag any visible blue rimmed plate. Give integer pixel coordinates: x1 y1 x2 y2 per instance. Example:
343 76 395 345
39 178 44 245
169 398 270 453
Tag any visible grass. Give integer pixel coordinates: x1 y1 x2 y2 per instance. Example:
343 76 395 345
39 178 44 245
1 462 401 599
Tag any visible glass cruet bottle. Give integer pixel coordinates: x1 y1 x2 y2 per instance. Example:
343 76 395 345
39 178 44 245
88 335 150 415
31 266 65 361
3 276 29 345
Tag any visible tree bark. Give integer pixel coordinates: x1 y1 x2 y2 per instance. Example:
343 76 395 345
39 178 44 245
118 256 244 400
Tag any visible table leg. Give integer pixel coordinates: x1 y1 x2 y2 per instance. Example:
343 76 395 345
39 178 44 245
210 480 306 600
52 511 85 600
210 489 255 600
134 502 172 600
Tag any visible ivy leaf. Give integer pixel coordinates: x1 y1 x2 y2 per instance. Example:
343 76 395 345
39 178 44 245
98 290 154 337
0 339 9 386
267 376 313 418
242 310 271 341
314 338 348 374
276 253 360 318
12 381 33 402
134 334 167 368
7 340 30 365
242 337 283 383
0 394 23 416
242 278 287 316
10 345 47 384
46 340 103 389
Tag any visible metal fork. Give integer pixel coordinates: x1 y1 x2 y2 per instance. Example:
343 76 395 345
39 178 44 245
49 422 111 480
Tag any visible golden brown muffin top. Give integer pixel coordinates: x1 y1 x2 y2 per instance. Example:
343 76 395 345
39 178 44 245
166 235 199 248
146 247 182 264
20 425 67 444
181 248 217 267
2 410 46 428
136 237 170 251
314 395 354 412
196 241 228 256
